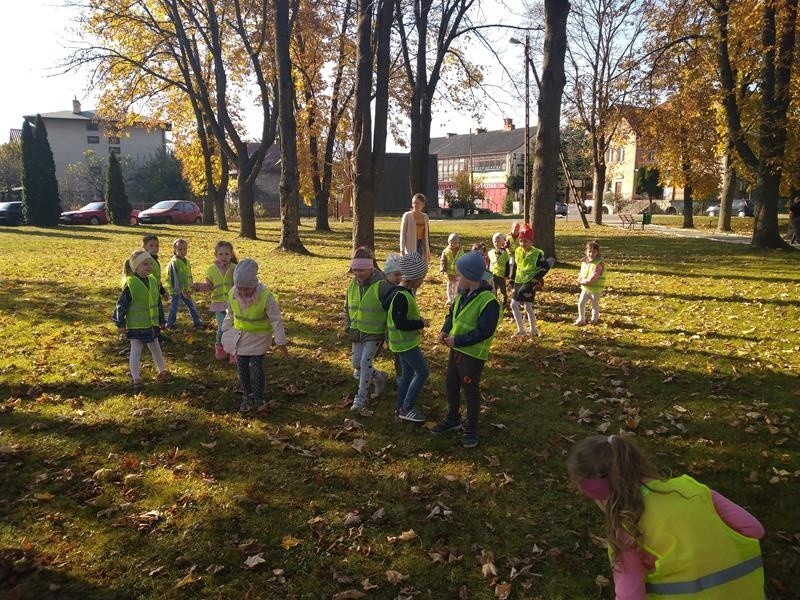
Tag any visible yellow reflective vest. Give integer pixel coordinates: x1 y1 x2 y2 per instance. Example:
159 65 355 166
346 278 387 334
124 275 159 329
488 248 509 277
450 290 501 360
579 258 606 293
634 475 764 599
166 256 193 295
441 247 464 275
206 263 235 303
387 289 420 352
514 245 544 284
229 288 274 333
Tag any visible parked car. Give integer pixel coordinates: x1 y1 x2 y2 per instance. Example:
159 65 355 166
137 200 202 225
0 201 23 226
555 201 568 217
60 202 140 226
705 199 754 217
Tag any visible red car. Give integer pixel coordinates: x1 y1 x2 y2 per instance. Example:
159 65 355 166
59 202 140 226
137 200 202 225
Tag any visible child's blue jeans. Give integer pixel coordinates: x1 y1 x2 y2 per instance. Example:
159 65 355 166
237 354 265 407
166 293 203 328
396 346 429 412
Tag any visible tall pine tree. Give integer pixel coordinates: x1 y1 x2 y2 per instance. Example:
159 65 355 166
20 120 37 224
105 151 132 225
32 115 62 226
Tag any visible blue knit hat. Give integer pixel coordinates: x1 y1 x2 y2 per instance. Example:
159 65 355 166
383 252 402 274
456 251 486 282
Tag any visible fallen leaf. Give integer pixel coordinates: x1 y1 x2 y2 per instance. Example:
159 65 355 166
281 535 302 550
351 439 366 453
200 441 217 449
495 582 512 599
361 578 378 591
33 492 55 502
385 569 408 584
343 512 362 527
243 553 266 569
206 564 225 575
369 507 385 521
332 591 366 600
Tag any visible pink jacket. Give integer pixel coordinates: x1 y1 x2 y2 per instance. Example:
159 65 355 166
220 286 287 356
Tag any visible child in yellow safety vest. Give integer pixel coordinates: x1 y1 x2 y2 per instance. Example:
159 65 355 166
488 232 510 306
510 224 554 337
142 234 169 304
433 251 501 449
345 247 392 411
383 252 429 423
194 240 239 361
567 434 765 600
439 233 464 304
113 249 172 391
220 259 288 413
575 239 606 326
165 238 204 330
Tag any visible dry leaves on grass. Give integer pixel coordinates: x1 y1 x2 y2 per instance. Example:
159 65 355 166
494 582 512 599
332 591 366 600
479 550 498 578
387 529 417 543
281 535 302 550
243 553 266 569
385 569 408 584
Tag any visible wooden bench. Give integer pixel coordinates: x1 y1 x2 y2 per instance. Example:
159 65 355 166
619 213 641 229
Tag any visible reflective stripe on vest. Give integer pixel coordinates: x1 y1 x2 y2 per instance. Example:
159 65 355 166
580 259 606 293
150 256 162 284
645 556 763 596
206 263 234 303
229 288 274 333
450 290 501 360
167 257 193 295
443 247 464 275
488 249 509 277
514 246 543 283
638 475 764 600
387 289 420 352
347 278 387 334
125 275 159 329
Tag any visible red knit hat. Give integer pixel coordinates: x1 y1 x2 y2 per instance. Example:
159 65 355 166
519 223 534 242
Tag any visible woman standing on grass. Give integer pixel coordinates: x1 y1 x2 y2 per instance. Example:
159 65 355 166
568 434 765 599
400 193 431 263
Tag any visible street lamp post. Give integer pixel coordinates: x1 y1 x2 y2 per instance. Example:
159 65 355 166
510 35 531 222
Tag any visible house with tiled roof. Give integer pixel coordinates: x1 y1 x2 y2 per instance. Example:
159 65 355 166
18 100 168 205
429 119 532 212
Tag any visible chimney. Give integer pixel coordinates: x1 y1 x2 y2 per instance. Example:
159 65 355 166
475 127 487 134
72 98 81 114
503 118 515 131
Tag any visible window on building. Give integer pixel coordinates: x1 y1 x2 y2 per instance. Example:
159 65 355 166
87 136 99 144
109 146 121 155
107 136 121 145
86 122 99 131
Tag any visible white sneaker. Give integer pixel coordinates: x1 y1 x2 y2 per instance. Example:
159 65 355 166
573 319 586 326
352 368 360 380
350 397 367 411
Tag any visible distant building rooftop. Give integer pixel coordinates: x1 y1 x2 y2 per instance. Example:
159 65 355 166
429 121 533 158
24 99 170 131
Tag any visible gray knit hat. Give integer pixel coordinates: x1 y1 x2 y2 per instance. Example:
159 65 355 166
456 251 486 282
383 252 402 274
233 258 259 287
399 252 428 280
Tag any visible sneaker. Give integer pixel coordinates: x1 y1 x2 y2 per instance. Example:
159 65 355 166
229 353 238 365
371 371 389 398
132 379 143 391
431 417 462 434
590 318 600 325
573 319 586 326
350 397 367 411
511 331 526 338
462 431 479 448
529 328 541 337
156 370 172 383
215 344 227 360
352 368 360 380
255 402 268 413
398 407 426 423
239 398 253 413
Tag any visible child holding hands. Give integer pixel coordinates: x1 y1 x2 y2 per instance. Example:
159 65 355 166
384 253 429 423
194 240 238 359
575 239 606 325
568 434 764 599
113 249 171 390
433 252 501 448
221 259 288 413
165 238 204 329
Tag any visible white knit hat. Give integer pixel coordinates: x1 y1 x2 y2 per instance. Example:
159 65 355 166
399 252 428 280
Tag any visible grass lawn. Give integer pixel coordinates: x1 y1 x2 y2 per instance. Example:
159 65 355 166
0 217 798 599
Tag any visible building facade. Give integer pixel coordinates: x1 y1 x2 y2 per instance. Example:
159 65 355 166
429 119 530 212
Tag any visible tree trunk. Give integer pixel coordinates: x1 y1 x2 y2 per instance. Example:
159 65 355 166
751 170 783 247
718 138 735 232
682 184 694 229
531 0 570 259
592 163 606 225
237 175 257 239
274 0 308 253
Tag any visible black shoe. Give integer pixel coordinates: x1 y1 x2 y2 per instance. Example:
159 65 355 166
462 431 479 448
431 417 462 434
